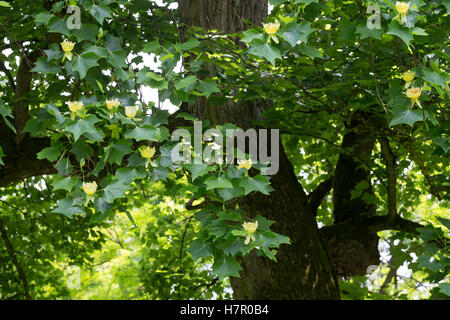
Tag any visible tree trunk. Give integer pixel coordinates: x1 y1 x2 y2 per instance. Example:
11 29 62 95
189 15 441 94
178 0 340 299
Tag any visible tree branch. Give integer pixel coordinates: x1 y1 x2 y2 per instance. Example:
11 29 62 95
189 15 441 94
379 137 397 222
0 216 32 299
365 215 423 235
308 177 333 217
0 58 16 91
13 50 42 145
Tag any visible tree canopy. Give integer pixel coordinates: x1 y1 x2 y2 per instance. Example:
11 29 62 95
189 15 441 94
0 0 448 300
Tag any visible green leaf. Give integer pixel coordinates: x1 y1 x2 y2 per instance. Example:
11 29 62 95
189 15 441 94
298 44 322 59
52 198 84 218
44 46 63 62
72 54 99 79
282 21 314 47
439 283 450 296
241 29 264 44
37 145 63 162
417 255 443 272
0 102 16 133
220 238 246 256
115 167 146 184
269 0 288 5
417 227 442 241
72 24 99 43
94 197 112 214
356 24 383 40
184 163 210 181
421 68 450 88
34 11 54 25
217 211 243 222
254 214 275 231
125 211 137 226
433 137 450 154
174 75 197 90
195 79 220 97
175 112 198 122
54 158 73 176
212 254 242 280
412 27 428 36
261 231 291 248
231 230 247 237
146 71 164 81
31 57 61 75
204 176 233 190
46 104 64 123
187 239 212 260
389 106 423 127
176 38 200 50
107 51 127 69
70 139 94 162
444 1 450 13
248 39 281 66
142 40 160 53
240 175 273 195
65 115 101 141
217 187 244 201
124 125 158 142
103 180 131 203
436 217 450 231
83 45 108 58
51 176 80 192
89 4 112 24
47 18 70 36
387 23 413 48
108 140 133 165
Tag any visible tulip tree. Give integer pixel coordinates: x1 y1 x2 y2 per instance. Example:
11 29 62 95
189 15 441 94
0 0 449 299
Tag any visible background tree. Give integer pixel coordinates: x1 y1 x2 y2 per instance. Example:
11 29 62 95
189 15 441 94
0 0 448 300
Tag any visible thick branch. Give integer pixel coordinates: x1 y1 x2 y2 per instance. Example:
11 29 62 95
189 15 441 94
0 136 54 187
308 177 333 217
332 111 377 223
365 215 423 235
0 216 32 300
13 51 42 145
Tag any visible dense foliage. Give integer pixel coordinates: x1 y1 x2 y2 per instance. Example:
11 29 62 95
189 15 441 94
0 0 448 299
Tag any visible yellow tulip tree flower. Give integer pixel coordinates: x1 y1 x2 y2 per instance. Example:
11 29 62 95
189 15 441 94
263 19 280 44
125 106 138 119
67 101 83 118
406 87 422 108
395 2 410 24
82 181 98 205
243 221 258 245
402 70 415 88
61 39 75 61
140 146 156 159
238 159 252 170
140 146 156 168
